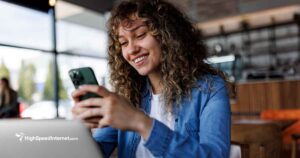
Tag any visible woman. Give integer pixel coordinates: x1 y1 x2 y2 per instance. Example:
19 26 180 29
72 0 231 157
0 77 18 118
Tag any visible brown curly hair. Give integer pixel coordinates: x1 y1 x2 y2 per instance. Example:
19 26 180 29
107 0 226 110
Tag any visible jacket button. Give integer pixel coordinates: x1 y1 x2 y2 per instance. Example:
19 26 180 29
175 118 178 122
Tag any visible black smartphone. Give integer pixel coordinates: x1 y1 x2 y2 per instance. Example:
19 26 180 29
69 67 102 101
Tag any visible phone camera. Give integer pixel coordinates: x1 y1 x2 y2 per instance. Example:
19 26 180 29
70 70 83 85
70 71 79 79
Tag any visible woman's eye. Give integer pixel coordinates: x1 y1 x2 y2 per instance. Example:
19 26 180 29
137 33 146 39
120 41 128 46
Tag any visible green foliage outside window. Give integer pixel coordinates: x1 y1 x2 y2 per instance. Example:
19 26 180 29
18 61 36 103
43 61 68 100
0 60 10 80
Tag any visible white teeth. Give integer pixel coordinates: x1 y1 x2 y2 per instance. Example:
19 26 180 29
133 56 146 63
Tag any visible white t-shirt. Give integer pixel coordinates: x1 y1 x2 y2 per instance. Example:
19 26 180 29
135 93 174 158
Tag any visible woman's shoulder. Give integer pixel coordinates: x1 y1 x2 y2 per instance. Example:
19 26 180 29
195 74 227 93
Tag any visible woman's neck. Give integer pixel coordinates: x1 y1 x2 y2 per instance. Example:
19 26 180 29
148 73 163 94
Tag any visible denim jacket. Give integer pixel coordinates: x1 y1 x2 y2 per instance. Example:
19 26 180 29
93 75 231 158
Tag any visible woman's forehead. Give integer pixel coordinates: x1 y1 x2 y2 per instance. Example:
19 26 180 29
117 18 147 36
119 17 145 29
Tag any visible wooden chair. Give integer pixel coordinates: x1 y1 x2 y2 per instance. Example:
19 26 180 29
291 134 300 158
231 141 250 158
232 120 281 158
260 109 300 145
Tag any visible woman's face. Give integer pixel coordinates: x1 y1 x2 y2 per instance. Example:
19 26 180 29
118 18 162 76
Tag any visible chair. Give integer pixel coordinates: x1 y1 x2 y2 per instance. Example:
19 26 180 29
232 120 281 158
291 134 300 158
231 141 250 158
260 109 300 145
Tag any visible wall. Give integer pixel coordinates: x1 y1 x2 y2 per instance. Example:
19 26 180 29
232 79 300 115
168 0 300 23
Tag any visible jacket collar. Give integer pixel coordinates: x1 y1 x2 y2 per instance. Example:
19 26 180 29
141 77 151 98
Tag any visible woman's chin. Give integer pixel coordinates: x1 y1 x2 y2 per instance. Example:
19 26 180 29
137 71 148 76
135 68 149 76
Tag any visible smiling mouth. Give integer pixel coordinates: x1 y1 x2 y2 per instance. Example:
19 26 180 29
133 55 147 63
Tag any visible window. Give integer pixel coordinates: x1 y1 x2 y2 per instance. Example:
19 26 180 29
0 1 109 119
0 46 55 119
0 1 52 50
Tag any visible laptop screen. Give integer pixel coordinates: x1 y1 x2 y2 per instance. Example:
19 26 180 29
0 119 103 158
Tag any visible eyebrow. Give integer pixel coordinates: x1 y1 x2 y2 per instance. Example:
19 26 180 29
118 25 147 39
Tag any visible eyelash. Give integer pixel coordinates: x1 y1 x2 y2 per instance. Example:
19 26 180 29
119 33 146 46
137 33 146 39
120 42 127 46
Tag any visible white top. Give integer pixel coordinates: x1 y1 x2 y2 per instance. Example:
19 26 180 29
135 93 174 158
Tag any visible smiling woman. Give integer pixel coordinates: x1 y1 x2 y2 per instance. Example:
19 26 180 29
71 0 231 158
118 19 162 81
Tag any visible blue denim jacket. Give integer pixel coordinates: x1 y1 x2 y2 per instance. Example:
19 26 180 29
93 75 231 158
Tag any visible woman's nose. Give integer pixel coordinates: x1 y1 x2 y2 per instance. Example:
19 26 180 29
127 42 139 54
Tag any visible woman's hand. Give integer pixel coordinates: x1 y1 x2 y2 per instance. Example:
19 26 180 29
71 85 153 139
71 87 100 128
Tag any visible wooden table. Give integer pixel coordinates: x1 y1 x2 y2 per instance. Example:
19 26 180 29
231 119 297 158
233 119 297 131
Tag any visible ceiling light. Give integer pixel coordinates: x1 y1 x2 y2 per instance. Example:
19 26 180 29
49 0 56 7
207 54 235 64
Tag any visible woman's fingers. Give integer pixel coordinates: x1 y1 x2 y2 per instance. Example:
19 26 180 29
84 122 99 129
71 85 112 129
71 89 87 102
72 105 89 116
85 117 102 124
77 107 103 120
98 118 110 128
79 85 110 97
76 98 104 108
72 107 101 128
72 86 138 130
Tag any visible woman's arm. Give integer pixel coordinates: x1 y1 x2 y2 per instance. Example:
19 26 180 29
72 83 230 157
142 85 231 158
93 127 118 158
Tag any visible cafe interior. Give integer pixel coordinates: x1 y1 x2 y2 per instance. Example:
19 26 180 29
0 0 300 157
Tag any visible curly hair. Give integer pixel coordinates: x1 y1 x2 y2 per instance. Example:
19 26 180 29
107 0 226 110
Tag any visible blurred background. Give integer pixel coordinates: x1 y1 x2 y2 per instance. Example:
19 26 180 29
0 0 300 157
1 0 299 119
0 0 111 119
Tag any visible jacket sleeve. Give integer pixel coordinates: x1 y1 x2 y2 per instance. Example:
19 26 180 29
92 127 118 158
143 84 231 158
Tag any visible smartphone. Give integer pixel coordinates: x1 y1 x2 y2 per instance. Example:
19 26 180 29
69 67 102 101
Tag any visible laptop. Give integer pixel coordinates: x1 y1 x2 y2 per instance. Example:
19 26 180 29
0 119 104 158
